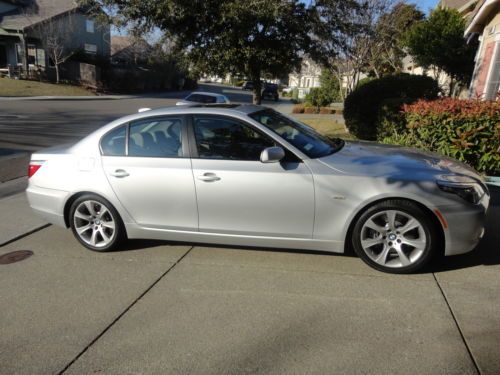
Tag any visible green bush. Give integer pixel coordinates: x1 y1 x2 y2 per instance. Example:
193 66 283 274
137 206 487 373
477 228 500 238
344 73 440 140
382 98 500 175
305 87 331 108
356 76 374 89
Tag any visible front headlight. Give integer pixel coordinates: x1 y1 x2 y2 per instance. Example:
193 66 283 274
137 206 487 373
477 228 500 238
436 175 485 204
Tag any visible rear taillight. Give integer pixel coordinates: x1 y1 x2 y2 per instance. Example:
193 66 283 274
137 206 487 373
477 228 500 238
28 161 45 178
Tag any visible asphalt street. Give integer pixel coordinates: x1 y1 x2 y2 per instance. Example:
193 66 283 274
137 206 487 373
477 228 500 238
0 84 292 152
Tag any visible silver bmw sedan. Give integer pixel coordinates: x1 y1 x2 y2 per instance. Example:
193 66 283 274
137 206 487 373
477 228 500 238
26 104 490 273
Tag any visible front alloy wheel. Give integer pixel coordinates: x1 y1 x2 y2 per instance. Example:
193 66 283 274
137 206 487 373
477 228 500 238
353 200 438 273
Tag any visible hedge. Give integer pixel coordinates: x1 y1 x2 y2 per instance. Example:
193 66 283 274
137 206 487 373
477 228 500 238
382 98 500 176
344 73 440 140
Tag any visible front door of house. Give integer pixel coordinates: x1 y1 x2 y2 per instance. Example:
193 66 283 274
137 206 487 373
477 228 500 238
0 45 7 67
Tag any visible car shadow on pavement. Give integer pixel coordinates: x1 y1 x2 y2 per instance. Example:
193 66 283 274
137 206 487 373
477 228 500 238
430 184 500 272
107 185 499 273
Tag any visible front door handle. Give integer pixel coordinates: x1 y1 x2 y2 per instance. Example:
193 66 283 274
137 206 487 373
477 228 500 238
109 169 130 178
197 172 221 182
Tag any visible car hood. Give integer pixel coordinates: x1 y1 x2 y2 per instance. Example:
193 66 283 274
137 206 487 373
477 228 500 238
318 141 482 180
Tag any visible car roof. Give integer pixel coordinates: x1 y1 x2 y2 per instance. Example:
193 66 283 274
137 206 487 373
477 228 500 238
97 104 267 131
143 104 265 116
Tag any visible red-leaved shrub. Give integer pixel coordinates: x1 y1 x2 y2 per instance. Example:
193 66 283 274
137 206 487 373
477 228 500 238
382 98 499 175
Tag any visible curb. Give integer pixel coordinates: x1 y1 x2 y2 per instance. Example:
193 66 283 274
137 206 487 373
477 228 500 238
0 151 30 184
0 150 29 160
0 95 134 101
486 177 500 187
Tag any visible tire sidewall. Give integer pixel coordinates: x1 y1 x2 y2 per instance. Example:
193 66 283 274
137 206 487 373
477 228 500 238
352 200 437 274
69 194 125 252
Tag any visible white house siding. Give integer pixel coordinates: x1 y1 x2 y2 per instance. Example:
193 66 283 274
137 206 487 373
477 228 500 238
288 58 322 98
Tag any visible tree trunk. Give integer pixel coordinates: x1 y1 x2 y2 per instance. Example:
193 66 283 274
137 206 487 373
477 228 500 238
55 63 60 84
252 78 262 105
448 77 455 97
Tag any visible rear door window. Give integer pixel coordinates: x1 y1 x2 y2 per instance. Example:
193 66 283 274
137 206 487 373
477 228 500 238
128 116 183 158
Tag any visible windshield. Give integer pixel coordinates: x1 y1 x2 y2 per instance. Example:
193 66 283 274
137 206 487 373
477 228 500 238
249 109 344 158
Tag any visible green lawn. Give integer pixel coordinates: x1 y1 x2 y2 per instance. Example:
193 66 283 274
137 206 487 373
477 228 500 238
0 77 95 97
293 116 354 140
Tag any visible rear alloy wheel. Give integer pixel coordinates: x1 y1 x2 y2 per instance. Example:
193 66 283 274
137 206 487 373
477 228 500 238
352 200 438 274
70 194 125 252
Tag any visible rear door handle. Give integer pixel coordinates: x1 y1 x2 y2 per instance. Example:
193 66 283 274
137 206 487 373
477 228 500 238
110 169 130 178
197 173 220 182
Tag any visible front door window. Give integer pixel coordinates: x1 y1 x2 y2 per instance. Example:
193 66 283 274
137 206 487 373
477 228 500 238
193 115 274 160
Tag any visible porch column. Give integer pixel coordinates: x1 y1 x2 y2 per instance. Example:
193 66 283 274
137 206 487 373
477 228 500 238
18 34 28 73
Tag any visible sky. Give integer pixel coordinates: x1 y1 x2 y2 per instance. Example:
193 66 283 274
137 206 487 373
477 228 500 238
406 0 440 14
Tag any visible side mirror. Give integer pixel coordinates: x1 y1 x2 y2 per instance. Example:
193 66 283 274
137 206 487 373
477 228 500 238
260 146 285 163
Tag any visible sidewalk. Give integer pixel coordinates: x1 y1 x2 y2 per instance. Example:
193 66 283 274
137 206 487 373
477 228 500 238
0 192 48 246
0 95 134 101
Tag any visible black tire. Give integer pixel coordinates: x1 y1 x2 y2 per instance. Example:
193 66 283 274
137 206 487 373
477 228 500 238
351 199 439 274
69 193 126 252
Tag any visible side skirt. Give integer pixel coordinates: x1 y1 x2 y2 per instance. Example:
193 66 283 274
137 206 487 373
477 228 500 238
125 224 344 253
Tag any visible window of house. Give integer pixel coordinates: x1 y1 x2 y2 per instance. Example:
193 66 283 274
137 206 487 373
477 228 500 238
485 45 500 100
27 44 36 65
36 48 45 68
84 43 97 54
86 20 95 33
193 116 274 161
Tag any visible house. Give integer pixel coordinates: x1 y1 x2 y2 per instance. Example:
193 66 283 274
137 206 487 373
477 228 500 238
402 0 480 96
111 35 152 66
0 0 110 79
439 0 479 17
465 0 500 100
288 58 322 98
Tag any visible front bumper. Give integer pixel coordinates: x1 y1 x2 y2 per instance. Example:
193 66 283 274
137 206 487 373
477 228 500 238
439 194 489 256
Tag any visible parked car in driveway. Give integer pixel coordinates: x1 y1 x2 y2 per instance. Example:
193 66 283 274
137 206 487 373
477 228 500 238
242 81 254 90
26 105 490 273
176 92 230 105
262 83 279 101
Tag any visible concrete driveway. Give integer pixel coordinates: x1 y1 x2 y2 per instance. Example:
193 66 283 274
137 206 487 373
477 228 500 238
0 186 499 374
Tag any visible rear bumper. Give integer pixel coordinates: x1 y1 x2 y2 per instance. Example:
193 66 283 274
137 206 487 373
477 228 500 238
439 195 489 256
26 185 69 228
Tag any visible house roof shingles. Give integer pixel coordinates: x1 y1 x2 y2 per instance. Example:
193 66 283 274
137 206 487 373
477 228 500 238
0 0 78 32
